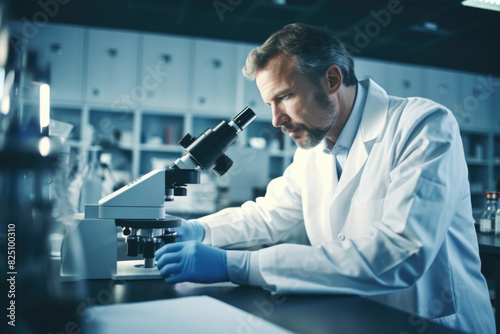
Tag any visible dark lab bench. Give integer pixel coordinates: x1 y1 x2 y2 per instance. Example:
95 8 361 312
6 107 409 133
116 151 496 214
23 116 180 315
74 278 459 334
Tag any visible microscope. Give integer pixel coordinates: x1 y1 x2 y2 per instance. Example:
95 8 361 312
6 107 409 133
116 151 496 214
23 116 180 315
60 107 256 281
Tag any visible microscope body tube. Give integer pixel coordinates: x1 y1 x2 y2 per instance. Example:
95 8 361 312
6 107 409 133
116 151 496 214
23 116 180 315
171 107 256 176
186 121 237 172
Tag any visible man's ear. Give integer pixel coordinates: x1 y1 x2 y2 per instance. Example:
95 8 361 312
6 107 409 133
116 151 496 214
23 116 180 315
325 65 343 95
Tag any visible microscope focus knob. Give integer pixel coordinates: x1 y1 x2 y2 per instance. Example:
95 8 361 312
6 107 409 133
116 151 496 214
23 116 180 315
213 154 233 177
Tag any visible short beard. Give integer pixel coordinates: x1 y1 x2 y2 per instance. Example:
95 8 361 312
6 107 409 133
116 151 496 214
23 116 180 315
281 89 336 149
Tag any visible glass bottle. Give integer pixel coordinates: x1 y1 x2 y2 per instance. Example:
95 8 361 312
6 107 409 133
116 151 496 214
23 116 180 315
495 196 500 236
479 192 498 233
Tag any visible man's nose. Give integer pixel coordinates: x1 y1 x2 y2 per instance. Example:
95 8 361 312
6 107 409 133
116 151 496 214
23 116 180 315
271 104 289 128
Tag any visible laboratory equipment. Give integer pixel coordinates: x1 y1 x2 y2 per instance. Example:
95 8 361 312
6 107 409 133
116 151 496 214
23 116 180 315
479 192 498 233
0 44 86 332
61 107 256 280
495 196 500 236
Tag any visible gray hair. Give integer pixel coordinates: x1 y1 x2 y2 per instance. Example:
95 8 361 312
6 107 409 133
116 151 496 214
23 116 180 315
243 23 357 87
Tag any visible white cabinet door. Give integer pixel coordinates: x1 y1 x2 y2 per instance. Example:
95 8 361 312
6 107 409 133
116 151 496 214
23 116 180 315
387 62 425 99
12 23 85 102
494 77 500 132
238 44 271 121
140 33 191 110
353 57 392 93
458 72 494 130
192 38 238 116
422 67 461 116
86 28 138 108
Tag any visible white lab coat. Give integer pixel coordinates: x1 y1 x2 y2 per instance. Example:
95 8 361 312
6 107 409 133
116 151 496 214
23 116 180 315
200 79 495 333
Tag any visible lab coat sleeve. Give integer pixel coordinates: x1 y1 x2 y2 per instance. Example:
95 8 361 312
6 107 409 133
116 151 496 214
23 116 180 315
198 151 306 249
252 104 469 295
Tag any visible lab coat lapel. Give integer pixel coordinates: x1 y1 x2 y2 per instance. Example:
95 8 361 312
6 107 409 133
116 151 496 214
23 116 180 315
315 145 339 197
333 79 389 199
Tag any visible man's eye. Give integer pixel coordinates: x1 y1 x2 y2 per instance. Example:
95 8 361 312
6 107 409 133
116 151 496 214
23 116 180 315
279 94 290 101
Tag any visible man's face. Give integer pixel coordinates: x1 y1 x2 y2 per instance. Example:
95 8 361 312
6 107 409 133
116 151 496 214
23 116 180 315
256 54 337 149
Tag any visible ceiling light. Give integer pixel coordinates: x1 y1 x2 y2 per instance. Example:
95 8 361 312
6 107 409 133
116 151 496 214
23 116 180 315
462 0 500 12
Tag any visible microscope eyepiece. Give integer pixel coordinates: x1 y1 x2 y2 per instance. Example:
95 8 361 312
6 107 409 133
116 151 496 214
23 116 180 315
233 106 257 131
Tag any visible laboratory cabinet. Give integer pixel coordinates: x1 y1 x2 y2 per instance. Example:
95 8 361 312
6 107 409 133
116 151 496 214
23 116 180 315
353 57 392 93
9 22 85 102
86 28 139 106
386 62 426 98
422 67 495 131
423 67 461 114
237 44 271 121
191 38 238 115
11 20 499 211
494 77 500 131
458 72 494 130
140 34 192 110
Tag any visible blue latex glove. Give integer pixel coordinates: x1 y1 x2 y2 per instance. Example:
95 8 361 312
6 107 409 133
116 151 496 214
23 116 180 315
155 241 229 284
172 219 205 242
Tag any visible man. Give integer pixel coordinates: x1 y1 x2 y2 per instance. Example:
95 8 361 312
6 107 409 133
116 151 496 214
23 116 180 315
155 23 495 333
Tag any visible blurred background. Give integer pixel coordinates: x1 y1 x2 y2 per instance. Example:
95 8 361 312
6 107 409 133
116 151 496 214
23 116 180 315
2 0 500 217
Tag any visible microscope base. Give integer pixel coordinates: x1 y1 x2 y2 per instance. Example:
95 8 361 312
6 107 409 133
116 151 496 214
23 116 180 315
111 260 162 280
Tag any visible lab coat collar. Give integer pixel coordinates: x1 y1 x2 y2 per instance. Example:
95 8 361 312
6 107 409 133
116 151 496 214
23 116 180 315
333 79 389 198
322 81 366 156
359 79 389 143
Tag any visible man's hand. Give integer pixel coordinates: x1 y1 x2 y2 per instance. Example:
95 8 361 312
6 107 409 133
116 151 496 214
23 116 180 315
155 241 229 284
171 219 205 242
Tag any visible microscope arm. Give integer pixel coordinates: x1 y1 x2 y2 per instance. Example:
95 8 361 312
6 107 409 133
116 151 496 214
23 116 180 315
97 169 167 219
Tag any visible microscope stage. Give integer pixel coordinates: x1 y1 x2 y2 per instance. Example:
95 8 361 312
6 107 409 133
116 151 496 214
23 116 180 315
112 260 162 280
